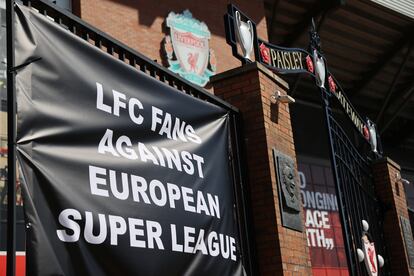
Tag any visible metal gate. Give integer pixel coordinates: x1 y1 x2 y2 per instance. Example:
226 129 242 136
311 24 391 276
323 93 390 276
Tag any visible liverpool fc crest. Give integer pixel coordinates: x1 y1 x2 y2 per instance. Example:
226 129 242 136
164 10 217 87
356 220 385 276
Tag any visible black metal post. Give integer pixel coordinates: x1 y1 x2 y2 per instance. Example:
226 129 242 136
6 1 16 276
231 112 257 276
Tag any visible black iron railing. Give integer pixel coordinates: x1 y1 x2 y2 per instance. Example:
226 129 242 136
324 100 390 275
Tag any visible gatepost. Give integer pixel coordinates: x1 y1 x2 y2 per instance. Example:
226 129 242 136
211 62 312 275
372 158 414 276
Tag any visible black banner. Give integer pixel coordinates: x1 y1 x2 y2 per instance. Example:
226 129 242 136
14 4 244 275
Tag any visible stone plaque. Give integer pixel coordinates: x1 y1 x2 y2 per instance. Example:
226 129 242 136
273 149 302 231
401 216 414 268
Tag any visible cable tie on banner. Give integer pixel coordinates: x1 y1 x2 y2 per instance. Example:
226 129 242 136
8 57 42 73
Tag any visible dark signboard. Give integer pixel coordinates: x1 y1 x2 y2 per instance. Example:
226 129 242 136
14 4 245 275
327 74 381 154
224 5 313 76
257 40 311 74
401 216 414 268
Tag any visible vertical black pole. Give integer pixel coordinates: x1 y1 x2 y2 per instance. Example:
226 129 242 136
6 1 16 276
231 112 257 276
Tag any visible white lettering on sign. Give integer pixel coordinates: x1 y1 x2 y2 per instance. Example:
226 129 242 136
57 209 164 250
151 106 202 144
96 82 145 125
97 129 205 178
88 165 220 219
299 170 337 250
170 224 236 261
96 82 201 144
56 208 236 261
54 80 238 264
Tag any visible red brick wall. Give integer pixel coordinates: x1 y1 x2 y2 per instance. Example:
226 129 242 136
211 62 312 276
373 158 414 276
74 0 268 75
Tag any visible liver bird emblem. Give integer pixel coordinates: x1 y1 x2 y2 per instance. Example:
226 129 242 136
188 53 199 73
